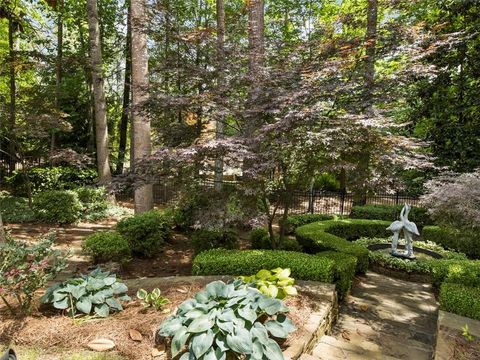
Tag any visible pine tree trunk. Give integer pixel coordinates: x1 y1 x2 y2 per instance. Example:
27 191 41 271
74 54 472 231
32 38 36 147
51 0 64 158
131 0 153 213
86 0 112 186
116 4 132 175
214 0 226 191
8 17 16 174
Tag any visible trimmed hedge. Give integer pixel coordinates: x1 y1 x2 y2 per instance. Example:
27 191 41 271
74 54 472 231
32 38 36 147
318 251 357 299
350 204 431 228
423 226 479 259
439 283 480 321
191 228 239 254
430 259 480 289
33 190 83 224
286 214 335 233
295 219 390 273
83 231 131 264
192 249 335 283
249 228 302 252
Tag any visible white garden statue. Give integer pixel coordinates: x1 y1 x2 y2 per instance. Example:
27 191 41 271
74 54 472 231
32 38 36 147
386 203 420 259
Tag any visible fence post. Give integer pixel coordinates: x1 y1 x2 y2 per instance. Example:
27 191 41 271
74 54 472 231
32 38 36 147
395 191 400 205
308 188 315 214
340 190 346 216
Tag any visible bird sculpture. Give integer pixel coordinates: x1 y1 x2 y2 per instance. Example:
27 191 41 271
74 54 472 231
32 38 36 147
386 203 419 259
0 349 16 360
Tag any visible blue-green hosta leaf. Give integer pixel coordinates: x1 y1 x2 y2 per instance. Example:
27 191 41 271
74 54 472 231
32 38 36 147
265 316 296 339
178 351 193 360
106 297 123 311
258 297 284 315
172 326 189 358
218 308 236 322
178 299 197 314
277 314 296 333
87 278 105 291
185 308 207 319
216 335 229 352
103 276 117 286
70 286 87 300
53 297 69 310
191 330 214 358
195 290 210 303
251 323 269 343
208 308 220 320
205 281 228 298
118 294 131 302
251 340 264 360
238 305 257 323
233 316 245 328
203 347 226 360
94 303 110 318
217 320 234 334
90 292 106 304
98 288 114 298
111 282 128 295
52 291 68 302
187 314 214 333
159 316 184 337
226 328 253 354
76 297 92 314
263 339 284 360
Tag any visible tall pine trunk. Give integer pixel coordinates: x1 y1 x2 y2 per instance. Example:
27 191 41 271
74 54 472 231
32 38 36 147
51 0 64 158
131 0 153 213
86 0 112 186
214 0 226 191
8 17 16 174
116 4 132 175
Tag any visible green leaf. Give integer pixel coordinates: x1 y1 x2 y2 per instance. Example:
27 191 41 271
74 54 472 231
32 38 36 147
216 335 229 352
217 320 234 333
185 308 207 319
159 317 184 337
103 276 117 286
283 285 297 296
76 297 92 314
203 347 225 360
252 340 264 360
172 326 189 358
256 269 272 280
70 286 87 300
191 330 214 358
94 303 110 318
258 297 283 315
111 282 128 295
226 328 253 354
52 291 68 302
136 289 148 300
237 305 257 323
106 297 123 311
53 297 69 310
264 339 284 360
187 314 214 333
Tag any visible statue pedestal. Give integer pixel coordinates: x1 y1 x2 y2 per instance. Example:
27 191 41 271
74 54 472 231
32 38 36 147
391 251 416 260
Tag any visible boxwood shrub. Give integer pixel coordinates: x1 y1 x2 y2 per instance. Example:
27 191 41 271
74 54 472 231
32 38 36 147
192 249 335 283
318 251 357 299
286 213 335 233
250 228 302 252
191 228 239 254
33 190 83 224
429 259 480 289
117 210 172 258
295 219 388 273
423 226 479 259
350 204 431 228
439 282 480 321
83 231 131 264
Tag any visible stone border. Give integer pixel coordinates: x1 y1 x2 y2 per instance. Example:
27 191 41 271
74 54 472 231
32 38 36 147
367 243 444 259
369 263 432 283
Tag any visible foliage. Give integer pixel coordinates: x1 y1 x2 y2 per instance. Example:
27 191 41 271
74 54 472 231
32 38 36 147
0 191 35 223
0 235 66 314
32 190 83 224
136 288 169 311
75 187 109 214
294 220 383 273
422 171 480 231
429 260 480 289
249 228 302 252
286 214 335 233
158 280 296 360
350 205 431 228
317 251 357 299
423 226 480 259
41 268 130 318
192 249 335 284
116 210 172 258
83 231 131 264
6 167 97 197
190 228 239 255
439 283 480 321
239 268 297 300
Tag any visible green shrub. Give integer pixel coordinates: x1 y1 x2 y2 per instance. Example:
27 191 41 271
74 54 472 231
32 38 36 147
83 231 131 264
280 238 303 252
295 219 380 273
192 249 335 283
116 210 172 257
41 268 130 318
75 187 109 213
6 166 97 196
350 204 431 228
286 214 335 233
430 260 480 289
0 192 35 223
439 283 480 321
33 190 83 224
423 226 480 259
318 251 357 299
250 228 302 252
191 228 239 254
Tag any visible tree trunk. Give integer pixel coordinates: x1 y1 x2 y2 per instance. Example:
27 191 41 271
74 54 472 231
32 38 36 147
86 0 112 185
51 0 64 158
244 0 265 137
0 212 6 244
8 17 16 174
116 4 132 175
214 0 226 191
131 0 153 213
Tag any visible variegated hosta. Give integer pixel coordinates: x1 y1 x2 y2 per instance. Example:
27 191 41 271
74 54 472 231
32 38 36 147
239 268 298 299
158 280 296 360
41 268 131 318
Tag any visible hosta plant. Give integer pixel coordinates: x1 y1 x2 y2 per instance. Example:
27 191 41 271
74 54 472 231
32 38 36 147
41 268 131 318
137 288 169 310
158 280 296 360
240 268 298 299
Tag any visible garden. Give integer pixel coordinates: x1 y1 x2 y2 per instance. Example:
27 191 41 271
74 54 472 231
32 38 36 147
2 0 480 359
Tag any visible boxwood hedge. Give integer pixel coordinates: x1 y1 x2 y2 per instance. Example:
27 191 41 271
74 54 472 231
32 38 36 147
423 226 479 259
286 213 335 233
350 204 431 228
440 283 480 321
318 251 357 299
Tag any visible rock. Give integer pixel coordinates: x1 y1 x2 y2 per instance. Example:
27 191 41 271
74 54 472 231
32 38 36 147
87 338 116 352
152 345 166 358
129 329 143 342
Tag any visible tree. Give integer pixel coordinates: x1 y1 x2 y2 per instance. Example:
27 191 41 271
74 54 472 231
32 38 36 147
214 0 225 191
86 0 112 185
131 0 153 213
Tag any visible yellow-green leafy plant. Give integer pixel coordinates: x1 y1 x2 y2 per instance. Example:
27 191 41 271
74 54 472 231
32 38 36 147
239 268 297 299
136 288 169 310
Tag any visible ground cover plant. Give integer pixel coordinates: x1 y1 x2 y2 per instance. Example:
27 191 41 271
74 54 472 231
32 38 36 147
158 280 296 360
239 268 297 299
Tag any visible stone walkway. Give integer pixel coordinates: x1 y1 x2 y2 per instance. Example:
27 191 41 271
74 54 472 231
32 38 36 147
310 272 438 360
